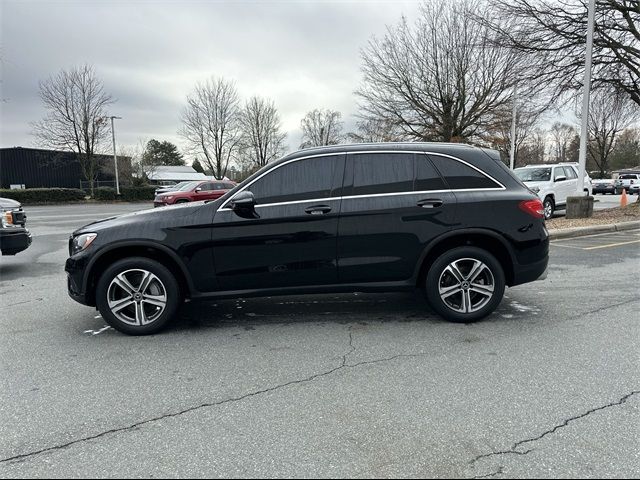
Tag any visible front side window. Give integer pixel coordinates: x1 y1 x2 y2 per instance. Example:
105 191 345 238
564 166 578 179
432 156 501 189
554 168 566 181
249 155 341 205
351 153 414 196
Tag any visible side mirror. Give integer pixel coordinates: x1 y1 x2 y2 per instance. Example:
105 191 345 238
231 191 259 218
555 175 567 182
195 187 202 193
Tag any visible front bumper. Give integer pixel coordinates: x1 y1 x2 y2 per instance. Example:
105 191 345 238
0 227 32 255
65 253 93 306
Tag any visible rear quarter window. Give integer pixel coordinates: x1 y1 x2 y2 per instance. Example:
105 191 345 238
430 156 501 190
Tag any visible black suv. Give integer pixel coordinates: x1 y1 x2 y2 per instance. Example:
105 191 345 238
66 143 549 335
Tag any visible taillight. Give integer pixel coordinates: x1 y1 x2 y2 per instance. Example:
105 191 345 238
519 199 544 219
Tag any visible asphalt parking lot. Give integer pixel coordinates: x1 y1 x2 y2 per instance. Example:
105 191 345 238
1 203 638 478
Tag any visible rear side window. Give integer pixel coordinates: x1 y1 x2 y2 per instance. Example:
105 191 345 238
249 155 342 205
415 155 447 191
430 156 501 189
351 153 414 195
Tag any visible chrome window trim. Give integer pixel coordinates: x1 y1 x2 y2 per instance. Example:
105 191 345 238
218 149 505 212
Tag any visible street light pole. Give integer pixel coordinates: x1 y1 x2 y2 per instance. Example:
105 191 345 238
109 116 122 195
509 83 518 170
577 0 596 195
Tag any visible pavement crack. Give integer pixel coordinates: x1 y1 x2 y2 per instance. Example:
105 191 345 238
1 324 385 465
472 466 504 479
471 390 640 465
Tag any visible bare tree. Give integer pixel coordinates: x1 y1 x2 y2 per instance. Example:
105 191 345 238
549 122 579 162
300 109 344 148
486 0 640 106
587 87 639 176
483 98 545 165
32 65 114 194
518 128 549 165
180 77 242 179
239 96 287 168
347 117 405 143
355 0 539 142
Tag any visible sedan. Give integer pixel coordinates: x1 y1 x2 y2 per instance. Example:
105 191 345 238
592 179 616 195
153 180 236 207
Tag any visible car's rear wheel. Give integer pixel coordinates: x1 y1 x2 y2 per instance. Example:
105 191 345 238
176 199 189 204
543 197 554 220
96 257 181 335
425 247 505 323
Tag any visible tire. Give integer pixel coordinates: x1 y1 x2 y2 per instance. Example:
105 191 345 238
425 246 505 323
176 199 189 204
96 257 181 335
543 197 555 220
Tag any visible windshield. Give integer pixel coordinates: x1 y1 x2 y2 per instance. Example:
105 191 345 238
178 181 199 191
620 174 637 179
515 168 551 182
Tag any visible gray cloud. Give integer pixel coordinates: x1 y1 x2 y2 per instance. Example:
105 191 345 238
1 0 420 158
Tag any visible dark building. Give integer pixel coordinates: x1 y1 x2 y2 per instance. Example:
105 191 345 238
0 147 130 189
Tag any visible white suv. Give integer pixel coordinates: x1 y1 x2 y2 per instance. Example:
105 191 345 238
514 163 593 219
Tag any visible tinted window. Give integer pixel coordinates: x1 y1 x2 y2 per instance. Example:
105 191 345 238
213 182 227 190
351 153 414 196
432 156 500 189
249 155 341 204
415 156 447 191
199 183 215 191
564 166 577 179
223 183 236 189
179 182 199 191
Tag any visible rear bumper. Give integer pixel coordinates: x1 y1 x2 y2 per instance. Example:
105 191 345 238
511 255 549 286
0 228 32 255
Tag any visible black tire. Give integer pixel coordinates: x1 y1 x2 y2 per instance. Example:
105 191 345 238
176 199 189 204
543 197 555 220
96 257 181 335
425 246 505 323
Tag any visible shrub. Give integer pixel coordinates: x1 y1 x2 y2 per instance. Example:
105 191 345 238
0 188 87 204
93 187 117 201
121 186 156 201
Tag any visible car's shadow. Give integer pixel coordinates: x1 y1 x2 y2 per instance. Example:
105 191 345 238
172 291 442 332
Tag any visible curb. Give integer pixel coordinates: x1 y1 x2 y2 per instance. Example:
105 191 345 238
548 220 640 240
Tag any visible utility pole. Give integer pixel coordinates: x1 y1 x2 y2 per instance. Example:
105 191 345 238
509 83 518 170
109 116 122 195
577 0 595 194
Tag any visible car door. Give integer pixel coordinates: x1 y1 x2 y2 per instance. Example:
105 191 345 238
553 167 570 205
193 182 217 201
211 154 345 290
563 166 579 196
337 151 457 284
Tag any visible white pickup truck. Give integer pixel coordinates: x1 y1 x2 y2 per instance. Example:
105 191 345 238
614 173 640 195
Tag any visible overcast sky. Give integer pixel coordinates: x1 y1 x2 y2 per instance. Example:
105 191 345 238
1 0 421 161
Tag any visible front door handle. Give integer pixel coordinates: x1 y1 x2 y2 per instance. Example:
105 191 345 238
305 205 332 215
417 199 443 209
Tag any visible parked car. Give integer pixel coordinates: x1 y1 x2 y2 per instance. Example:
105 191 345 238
66 143 549 335
591 178 616 195
154 181 193 197
628 182 640 195
514 163 593 220
0 197 32 255
614 174 640 195
153 180 236 207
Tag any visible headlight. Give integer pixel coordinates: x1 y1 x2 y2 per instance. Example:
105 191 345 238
1 211 14 228
164 196 174 200
71 233 97 255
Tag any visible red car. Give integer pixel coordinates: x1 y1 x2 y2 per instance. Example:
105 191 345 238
153 180 236 207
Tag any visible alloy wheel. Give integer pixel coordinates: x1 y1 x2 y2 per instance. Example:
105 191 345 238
438 258 495 314
107 269 167 326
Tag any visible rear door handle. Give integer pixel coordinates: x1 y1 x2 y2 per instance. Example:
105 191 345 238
417 199 443 208
305 205 332 215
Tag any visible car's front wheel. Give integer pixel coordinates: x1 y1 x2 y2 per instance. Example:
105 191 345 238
96 257 181 335
425 247 505 323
